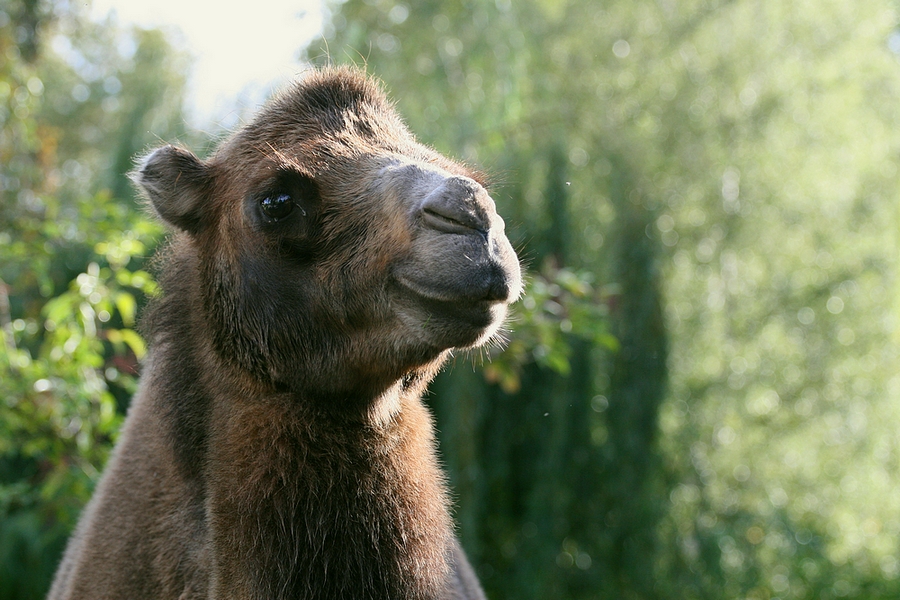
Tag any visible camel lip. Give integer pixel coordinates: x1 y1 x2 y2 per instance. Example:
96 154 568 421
392 272 512 306
391 273 509 336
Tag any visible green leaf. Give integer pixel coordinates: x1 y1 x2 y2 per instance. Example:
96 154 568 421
114 292 137 327
118 329 147 360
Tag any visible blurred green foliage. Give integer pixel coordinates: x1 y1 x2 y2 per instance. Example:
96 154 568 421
0 2 184 596
4 0 900 599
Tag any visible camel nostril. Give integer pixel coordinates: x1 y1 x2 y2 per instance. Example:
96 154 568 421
422 206 482 234
419 177 491 234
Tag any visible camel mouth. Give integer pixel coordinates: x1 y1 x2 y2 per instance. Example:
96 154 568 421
389 223 521 350
392 274 510 347
392 228 521 305
393 272 511 305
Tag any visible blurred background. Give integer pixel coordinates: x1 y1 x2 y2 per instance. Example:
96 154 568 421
3 0 900 598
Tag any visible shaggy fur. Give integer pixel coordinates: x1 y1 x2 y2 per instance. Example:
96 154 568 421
47 67 521 599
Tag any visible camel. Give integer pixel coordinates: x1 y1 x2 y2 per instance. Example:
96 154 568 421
47 66 521 599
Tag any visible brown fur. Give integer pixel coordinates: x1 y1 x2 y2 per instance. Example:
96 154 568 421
47 67 520 599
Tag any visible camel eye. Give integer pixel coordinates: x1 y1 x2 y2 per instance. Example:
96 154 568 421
260 193 294 221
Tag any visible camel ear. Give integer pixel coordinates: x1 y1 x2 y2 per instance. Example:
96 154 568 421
135 145 211 234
